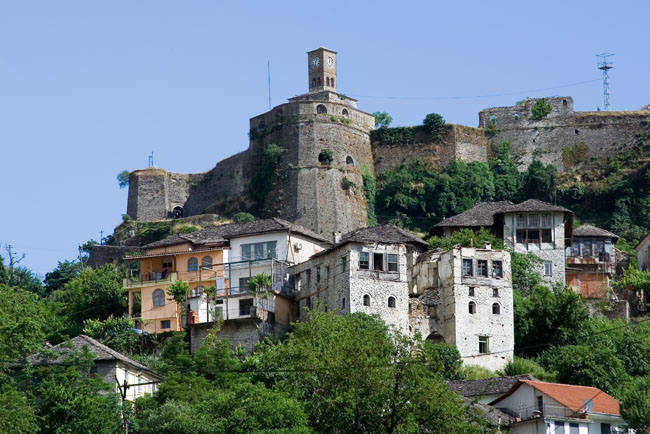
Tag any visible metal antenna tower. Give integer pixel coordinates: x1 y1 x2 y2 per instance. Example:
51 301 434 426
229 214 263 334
596 53 614 111
148 152 154 167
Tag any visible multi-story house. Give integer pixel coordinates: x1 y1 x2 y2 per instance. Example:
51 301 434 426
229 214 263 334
290 225 429 334
410 244 514 371
490 379 630 433
431 199 574 286
566 224 620 300
123 218 331 352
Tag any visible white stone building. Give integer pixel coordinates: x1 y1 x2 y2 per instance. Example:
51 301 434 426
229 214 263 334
410 244 514 371
290 225 429 334
432 199 574 286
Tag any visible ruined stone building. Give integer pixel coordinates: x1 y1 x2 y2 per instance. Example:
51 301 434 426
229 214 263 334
432 199 574 287
410 245 514 371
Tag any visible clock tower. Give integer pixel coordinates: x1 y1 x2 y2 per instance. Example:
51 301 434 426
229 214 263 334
307 47 337 93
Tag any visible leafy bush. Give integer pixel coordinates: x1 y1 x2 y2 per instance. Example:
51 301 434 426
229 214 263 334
372 111 392 128
562 143 589 168
232 212 255 223
318 148 333 166
247 143 285 212
423 113 445 139
531 98 553 120
501 356 556 382
361 165 377 226
116 170 130 188
428 228 504 250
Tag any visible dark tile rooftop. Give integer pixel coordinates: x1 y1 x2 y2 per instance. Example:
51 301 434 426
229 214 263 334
448 374 537 398
573 224 619 241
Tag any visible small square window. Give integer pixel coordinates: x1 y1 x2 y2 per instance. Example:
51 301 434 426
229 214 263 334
477 260 488 277
373 253 384 271
387 254 398 272
161 320 171 329
492 261 503 278
541 229 552 243
359 252 369 270
239 298 254 316
462 259 473 277
478 336 489 354
493 288 499 297
544 261 553 276
468 287 475 297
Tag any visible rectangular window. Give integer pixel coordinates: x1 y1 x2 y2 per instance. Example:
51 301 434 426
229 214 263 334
306 269 312 287
569 423 579 434
478 336 489 354
241 241 277 261
359 252 369 270
493 288 499 297
537 396 544 411
541 214 552 227
517 214 527 227
595 240 605 255
238 277 250 294
373 253 384 271
528 214 540 228
161 320 171 329
583 240 593 256
554 422 564 434
239 298 254 316
477 260 488 277
492 260 503 278
527 230 540 243
325 266 330 281
468 287 475 297
316 266 321 283
544 261 553 276
296 275 302 292
516 229 526 243
387 254 398 272
462 259 473 277
601 423 611 434
572 240 580 257
341 256 347 273
306 297 312 309
541 229 552 243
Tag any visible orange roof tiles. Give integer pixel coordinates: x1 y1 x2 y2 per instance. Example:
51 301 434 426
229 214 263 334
518 380 620 415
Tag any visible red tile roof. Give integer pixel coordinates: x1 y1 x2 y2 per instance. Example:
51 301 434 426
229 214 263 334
492 380 620 416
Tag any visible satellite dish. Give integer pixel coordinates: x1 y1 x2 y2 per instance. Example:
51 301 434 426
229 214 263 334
582 399 594 413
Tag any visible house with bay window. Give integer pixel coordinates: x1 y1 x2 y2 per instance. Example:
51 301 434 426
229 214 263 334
123 218 330 352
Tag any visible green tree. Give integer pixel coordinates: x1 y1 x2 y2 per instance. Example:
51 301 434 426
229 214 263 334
232 212 255 223
117 169 130 188
0 384 39 434
519 160 557 202
44 259 83 296
531 98 552 120
256 311 490 433
511 252 542 296
373 111 393 128
428 228 504 250
53 265 125 336
489 142 521 201
423 113 445 139
0 252 44 296
246 273 272 296
500 356 556 382
247 143 285 213
83 315 141 355
618 376 650 433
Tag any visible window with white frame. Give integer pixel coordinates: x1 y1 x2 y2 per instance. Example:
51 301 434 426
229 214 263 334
387 254 398 272
359 252 369 270
544 261 553 276
477 260 488 277
462 259 473 277
492 260 503 278
478 336 489 354
241 241 277 261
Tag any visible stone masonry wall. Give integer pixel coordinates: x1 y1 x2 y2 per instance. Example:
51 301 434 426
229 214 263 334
479 96 650 171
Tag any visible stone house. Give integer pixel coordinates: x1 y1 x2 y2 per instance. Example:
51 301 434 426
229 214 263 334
490 379 630 433
635 230 650 272
123 218 331 352
29 335 162 401
290 224 429 334
410 244 514 371
566 224 621 300
431 199 574 286
448 374 537 405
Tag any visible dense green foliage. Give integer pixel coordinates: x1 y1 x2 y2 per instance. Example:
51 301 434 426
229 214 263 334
232 212 255 223
361 164 377 226
373 111 393 128
371 113 446 145
423 113 445 139
43 259 82 296
248 143 286 214
428 228 504 250
117 169 130 188
531 98 552 120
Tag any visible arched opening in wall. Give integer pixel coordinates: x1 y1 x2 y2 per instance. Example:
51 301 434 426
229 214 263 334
346 156 354 166
388 296 396 308
317 77 322 86
326 77 330 86
575 129 580 135
563 99 568 107
342 108 349 118
276 109 283 118
342 297 346 309
513 113 520 120
426 333 445 344
492 303 501 315
188 257 198 272
363 294 370 306
172 206 184 219
469 301 476 314
331 78 334 87
317 104 327 114
202 256 213 270
489 114 497 124
153 289 165 307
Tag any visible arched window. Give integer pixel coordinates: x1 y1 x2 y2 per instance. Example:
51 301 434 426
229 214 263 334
363 294 370 306
346 156 354 165
317 104 327 114
492 303 501 315
318 77 322 86
172 206 183 219
188 257 198 271
331 78 334 87
489 114 496 123
326 77 330 86
153 289 165 307
469 301 476 314
388 296 396 308
202 256 212 270
342 108 349 117
513 113 520 120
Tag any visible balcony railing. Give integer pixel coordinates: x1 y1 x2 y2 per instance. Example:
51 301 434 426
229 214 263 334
510 404 585 421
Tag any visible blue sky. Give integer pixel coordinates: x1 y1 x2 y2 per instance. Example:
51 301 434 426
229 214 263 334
1 1 648 275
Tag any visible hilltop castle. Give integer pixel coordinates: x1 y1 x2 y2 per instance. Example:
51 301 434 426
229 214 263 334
126 48 650 236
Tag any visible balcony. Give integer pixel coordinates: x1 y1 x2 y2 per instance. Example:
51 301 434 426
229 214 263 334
509 404 585 421
124 272 178 288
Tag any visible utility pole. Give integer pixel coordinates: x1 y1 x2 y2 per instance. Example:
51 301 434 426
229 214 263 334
596 53 614 111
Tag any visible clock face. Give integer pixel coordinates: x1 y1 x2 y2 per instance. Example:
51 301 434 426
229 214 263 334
326 56 334 67
311 57 320 67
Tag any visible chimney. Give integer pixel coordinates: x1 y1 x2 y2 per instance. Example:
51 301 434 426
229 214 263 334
333 232 341 243
483 241 492 250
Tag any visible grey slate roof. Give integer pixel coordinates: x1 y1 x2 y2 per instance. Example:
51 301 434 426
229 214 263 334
144 218 331 249
29 335 161 379
448 375 537 398
464 398 517 427
573 224 619 241
433 201 514 228
501 199 572 214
